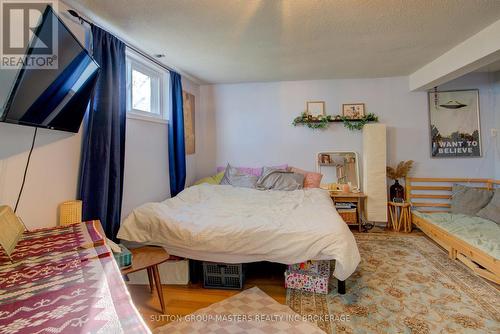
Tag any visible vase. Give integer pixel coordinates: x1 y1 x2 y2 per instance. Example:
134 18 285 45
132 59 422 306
390 180 405 202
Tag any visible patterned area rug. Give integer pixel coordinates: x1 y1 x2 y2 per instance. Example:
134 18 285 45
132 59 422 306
287 233 500 334
155 287 324 333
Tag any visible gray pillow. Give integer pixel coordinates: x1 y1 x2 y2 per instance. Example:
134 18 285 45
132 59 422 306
256 167 304 191
450 184 493 215
476 190 500 224
220 164 258 188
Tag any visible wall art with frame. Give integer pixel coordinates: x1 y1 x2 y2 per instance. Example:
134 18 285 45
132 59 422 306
428 89 481 158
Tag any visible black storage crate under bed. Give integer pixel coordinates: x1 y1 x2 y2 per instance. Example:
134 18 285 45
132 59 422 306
202 262 244 290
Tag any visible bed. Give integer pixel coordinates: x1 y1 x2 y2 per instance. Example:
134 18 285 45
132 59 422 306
406 177 500 284
117 184 361 289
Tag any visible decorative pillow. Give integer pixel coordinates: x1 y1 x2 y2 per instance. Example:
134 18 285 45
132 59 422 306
289 167 323 188
450 184 493 215
216 164 288 177
220 164 259 188
476 189 500 224
193 171 225 186
256 167 304 191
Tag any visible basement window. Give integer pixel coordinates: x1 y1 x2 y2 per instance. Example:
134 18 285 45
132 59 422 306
126 49 169 121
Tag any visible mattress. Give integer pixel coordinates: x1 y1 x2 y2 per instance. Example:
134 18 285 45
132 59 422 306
413 211 500 259
118 184 360 281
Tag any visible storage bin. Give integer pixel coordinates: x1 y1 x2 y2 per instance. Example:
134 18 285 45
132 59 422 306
285 260 331 294
203 262 244 289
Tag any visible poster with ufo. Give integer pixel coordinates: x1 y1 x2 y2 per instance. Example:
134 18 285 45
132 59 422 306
428 90 481 158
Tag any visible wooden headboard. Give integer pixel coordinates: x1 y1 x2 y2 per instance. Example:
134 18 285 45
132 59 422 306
405 177 500 213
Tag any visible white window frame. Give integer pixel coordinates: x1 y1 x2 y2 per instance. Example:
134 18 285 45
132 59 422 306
126 49 169 123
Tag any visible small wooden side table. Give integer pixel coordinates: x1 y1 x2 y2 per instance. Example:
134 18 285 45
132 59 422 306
330 192 367 232
387 202 412 232
121 246 170 314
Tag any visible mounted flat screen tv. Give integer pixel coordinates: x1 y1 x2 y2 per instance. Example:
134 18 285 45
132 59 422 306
0 5 100 133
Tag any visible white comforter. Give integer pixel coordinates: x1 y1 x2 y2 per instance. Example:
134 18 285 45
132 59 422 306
117 184 360 281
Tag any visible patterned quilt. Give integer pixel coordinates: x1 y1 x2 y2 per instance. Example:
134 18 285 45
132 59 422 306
0 221 149 334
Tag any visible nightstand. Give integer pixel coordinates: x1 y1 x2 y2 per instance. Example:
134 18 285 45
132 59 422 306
330 192 367 232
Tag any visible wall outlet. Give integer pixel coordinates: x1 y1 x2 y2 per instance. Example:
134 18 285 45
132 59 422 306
491 128 498 137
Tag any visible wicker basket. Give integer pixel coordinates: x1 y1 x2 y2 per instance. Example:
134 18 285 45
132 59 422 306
338 208 357 224
59 200 82 226
0 206 25 259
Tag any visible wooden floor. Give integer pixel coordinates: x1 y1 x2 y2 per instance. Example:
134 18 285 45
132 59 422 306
128 262 287 330
127 227 423 330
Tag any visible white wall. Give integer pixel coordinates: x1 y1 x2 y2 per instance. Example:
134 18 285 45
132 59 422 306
121 118 169 220
0 2 86 230
121 77 200 220
0 3 201 229
200 73 497 180
120 77 200 286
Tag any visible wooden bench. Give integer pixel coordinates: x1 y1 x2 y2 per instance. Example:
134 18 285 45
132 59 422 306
406 177 500 284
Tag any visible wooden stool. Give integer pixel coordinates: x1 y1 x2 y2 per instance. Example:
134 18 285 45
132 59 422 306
387 202 412 232
121 246 170 314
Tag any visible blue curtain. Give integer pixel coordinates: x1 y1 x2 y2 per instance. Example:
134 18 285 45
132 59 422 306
168 71 186 197
79 25 126 241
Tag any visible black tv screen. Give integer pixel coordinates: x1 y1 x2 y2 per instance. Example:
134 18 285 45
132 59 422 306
0 6 99 133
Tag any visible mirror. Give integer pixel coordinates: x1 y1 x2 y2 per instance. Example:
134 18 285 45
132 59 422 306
317 151 360 192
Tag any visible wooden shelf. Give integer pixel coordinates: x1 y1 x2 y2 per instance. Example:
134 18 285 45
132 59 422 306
330 191 366 198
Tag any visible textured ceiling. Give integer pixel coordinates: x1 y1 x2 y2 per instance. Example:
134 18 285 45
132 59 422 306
66 0 500 84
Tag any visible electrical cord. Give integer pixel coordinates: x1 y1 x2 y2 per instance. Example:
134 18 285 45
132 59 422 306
14 127 38 213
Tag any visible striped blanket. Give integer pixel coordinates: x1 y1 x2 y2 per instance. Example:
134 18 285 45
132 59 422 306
0 221 149 334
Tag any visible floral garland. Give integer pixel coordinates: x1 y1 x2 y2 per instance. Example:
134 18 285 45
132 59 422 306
292 112 378 131
340 113 379 131
292 113 332 129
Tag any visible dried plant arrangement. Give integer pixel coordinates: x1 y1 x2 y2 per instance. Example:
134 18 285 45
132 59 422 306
386 160 414 180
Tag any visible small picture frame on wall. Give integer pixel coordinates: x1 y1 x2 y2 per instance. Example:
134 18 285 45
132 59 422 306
306 101 326 117
342 103 365 119
319 153 332 165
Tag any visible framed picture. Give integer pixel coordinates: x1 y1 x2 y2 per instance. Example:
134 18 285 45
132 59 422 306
319 154 331 165
306 101 325 117
428 90 481 158
342 103 365 119
182 91 195 155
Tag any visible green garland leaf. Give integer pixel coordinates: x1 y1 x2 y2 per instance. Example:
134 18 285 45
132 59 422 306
292 112 332 129
292 112 378 131
340 113 378 131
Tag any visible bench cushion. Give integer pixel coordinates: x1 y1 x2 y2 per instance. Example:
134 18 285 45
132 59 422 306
413 211 500 260
477 189 500 225
450 184 493 215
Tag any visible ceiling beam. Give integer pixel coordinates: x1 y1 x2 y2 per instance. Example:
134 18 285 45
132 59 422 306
409 19 500 91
